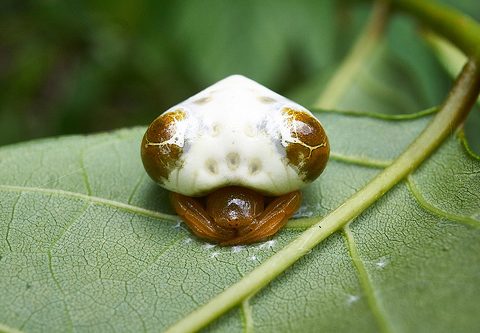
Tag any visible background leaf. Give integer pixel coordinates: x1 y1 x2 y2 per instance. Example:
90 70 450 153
0 109 479 332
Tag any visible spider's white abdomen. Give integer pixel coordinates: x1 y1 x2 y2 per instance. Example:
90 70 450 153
141 75 329 196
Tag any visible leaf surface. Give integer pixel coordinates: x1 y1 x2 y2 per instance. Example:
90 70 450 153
0 109 479 332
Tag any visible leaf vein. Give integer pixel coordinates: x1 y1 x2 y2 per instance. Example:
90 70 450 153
128 173 146 204
406 176 480 228
48 202 91 252
5 192 22 252
133 233 188 280
0 185 178 223
47 251 74 332
330 152 391 168
240 298 254 333
343 225 393 333
79 147 92 196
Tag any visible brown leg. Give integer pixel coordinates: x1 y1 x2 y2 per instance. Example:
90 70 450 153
220 191 301 246
171 193 235 242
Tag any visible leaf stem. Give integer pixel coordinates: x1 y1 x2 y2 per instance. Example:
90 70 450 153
166 59 480 333
314 0 390 108
422 31 480 106
391 0 480 60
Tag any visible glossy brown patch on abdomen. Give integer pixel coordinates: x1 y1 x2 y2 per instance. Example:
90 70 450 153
282 108 330 182
141 110 186 184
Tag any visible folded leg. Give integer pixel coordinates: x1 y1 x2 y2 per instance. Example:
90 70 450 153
171 193 235 243
221 191 301 246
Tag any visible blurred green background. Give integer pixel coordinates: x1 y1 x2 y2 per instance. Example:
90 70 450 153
1 0 479 149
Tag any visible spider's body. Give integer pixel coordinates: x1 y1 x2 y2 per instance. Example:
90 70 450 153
141 75 329 245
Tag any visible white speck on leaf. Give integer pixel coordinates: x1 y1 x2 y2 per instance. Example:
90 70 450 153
375 256 389 269
231 246 245 253
173 221 182 229
347 294 360 305
259 240 276 250
203 243 216 250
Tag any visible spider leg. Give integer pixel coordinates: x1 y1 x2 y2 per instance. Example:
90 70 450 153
171 193 235 242
221 191 301 246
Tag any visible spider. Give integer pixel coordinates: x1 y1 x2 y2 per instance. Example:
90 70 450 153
141 75 329 245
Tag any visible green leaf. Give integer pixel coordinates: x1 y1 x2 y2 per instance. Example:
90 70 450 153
305 12 451 114
0 108 479 332
171 0 336 86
